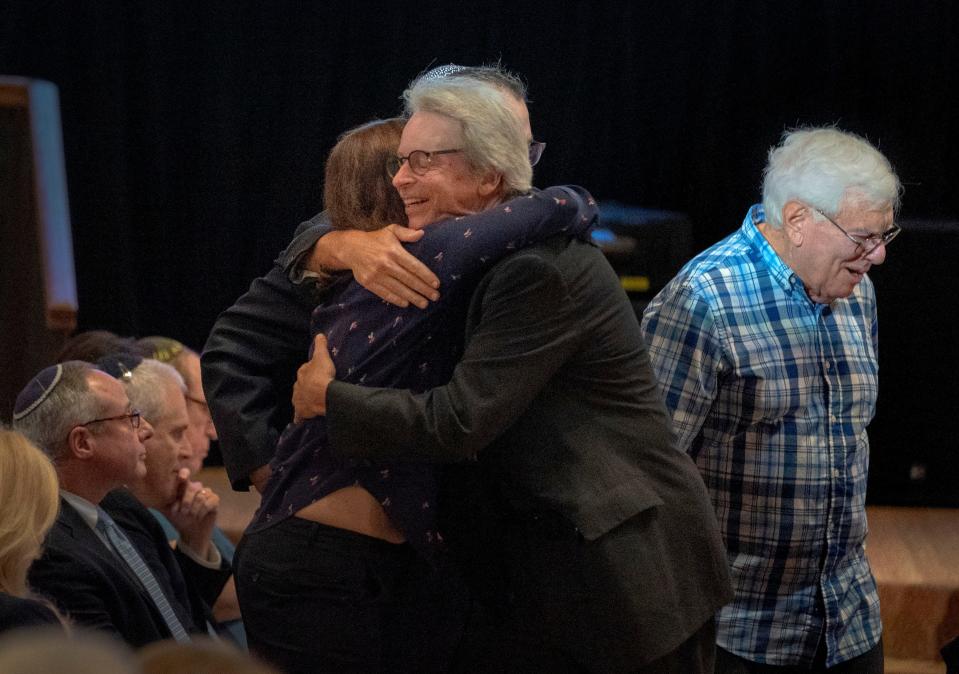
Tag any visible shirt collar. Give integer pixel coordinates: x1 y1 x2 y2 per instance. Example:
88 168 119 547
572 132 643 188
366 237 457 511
60 489 100 530
743 204 818 308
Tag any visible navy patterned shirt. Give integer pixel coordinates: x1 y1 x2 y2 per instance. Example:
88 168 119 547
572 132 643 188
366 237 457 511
249 186 598 561
641 205 881 667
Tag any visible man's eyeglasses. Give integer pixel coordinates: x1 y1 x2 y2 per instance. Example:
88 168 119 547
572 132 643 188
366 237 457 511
77 409 141 431
529 140 546 167
814 208 901 256
386 141 546 178
387 149 462 178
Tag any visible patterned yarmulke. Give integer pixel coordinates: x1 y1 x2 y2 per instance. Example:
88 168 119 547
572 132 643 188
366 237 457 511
137 336 184 364
419 64 468 81
13 364 64 421
96 352 144 382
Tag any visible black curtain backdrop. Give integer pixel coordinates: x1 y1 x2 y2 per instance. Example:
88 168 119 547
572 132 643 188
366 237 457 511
3 1 956 350
4 1 958 503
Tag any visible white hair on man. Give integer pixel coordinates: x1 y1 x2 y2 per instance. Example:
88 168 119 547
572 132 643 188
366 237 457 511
762 126 902 228
122 359 186 424
403 76 532 197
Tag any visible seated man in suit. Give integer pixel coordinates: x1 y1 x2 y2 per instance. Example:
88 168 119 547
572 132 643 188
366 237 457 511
127 339 245 645
101 352 243 645
97 356 223 573
14 361 229 647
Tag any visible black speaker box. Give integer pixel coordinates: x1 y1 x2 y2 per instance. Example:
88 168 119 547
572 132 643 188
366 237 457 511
867 219 959 506
594 202 695 314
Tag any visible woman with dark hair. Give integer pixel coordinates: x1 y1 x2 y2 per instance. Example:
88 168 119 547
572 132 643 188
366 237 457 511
0 429 65 635
236 102 597 673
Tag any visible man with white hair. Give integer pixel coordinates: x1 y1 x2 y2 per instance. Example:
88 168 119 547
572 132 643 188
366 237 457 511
292 73 732 674
103 356 222 568
202 64 543 495
641 127 901 673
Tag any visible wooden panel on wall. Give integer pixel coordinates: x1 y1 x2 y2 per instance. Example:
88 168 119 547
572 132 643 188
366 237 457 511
0 77 76 422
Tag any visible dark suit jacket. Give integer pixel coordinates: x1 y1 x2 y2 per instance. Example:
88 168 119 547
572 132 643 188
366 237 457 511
0 592 61 636
101 489 231 633
28 491 230 648
202 212 331 491
327 238 733 669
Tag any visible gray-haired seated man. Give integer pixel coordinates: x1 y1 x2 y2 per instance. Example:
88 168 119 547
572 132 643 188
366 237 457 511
14 361 230 647
95 353 243 647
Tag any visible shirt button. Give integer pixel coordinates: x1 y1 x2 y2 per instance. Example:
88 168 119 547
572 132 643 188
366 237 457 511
832 468 840 479
824 361 831 371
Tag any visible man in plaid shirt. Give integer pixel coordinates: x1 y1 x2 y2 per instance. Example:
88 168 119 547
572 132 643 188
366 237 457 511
641 127 901 673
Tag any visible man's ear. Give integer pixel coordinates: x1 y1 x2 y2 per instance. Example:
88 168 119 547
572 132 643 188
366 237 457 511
66 426 95 460
477 170 503 198
781 200 809 246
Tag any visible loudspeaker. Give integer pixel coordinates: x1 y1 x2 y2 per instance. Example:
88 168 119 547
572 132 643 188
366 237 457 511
867 219 959 506
593 201 695 314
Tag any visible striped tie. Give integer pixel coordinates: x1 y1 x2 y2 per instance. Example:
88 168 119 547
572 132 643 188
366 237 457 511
96 508 191 643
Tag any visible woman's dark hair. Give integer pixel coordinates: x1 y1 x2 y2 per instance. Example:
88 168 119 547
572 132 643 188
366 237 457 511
324 118 407 231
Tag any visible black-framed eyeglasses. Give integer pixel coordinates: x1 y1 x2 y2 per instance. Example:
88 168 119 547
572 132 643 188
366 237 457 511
387 149 463 178
814 207 901 256
529 140 546 167
78 409 141 431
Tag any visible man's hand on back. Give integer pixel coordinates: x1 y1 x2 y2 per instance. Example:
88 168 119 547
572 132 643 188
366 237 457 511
293 334 336 422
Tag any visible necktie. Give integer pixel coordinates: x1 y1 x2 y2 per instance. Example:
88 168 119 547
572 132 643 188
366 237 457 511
95 507 191 643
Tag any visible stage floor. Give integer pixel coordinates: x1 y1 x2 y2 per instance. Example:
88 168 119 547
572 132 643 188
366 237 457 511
198 468 959 671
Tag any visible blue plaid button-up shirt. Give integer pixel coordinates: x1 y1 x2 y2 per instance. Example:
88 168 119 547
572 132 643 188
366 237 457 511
641 205 881 667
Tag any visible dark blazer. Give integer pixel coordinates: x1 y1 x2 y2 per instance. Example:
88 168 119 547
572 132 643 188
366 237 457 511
0 592 61 635
327 238 733 670
101 489 231 632
28 491 230 648
202 212 331 491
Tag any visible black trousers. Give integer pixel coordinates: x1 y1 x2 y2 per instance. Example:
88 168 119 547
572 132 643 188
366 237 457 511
715 637 883 674
235 517 470 674
456 511 719 674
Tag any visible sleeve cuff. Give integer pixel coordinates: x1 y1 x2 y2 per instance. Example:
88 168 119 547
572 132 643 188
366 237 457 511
177 539 223 569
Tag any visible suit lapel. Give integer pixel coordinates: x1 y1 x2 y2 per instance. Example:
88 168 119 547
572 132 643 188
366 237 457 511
56 499 153 598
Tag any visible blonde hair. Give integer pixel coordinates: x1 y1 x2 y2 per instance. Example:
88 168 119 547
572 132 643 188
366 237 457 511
0 429 60 597
138 637 280 674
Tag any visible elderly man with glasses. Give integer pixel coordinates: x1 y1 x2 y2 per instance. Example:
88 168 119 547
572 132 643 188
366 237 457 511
641 126 901 674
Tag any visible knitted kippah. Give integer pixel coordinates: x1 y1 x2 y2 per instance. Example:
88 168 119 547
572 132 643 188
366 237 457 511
419 64 468 81
95 352 144 382
13 364 64 420
137 336 185 364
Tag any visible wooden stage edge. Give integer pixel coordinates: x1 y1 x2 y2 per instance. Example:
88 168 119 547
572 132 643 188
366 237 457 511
196 469 959 671
869 505 959 669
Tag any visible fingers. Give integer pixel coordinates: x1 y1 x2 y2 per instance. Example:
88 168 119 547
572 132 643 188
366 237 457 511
190 486 219 518
386 229 440 290
366 277 435 309
172 468 190 504
387 224 425 243
347 226 439 309
173 481 218 518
